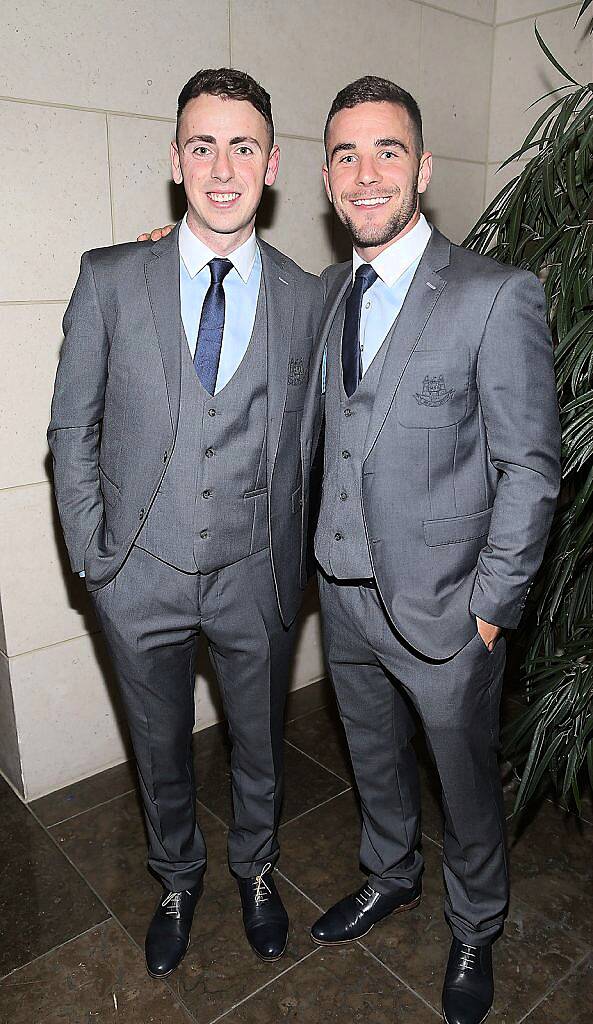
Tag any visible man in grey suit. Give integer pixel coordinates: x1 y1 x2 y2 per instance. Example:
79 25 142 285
48 68 322 978
302 77 561 1024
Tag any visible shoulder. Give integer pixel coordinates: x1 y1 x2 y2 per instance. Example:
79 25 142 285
84 238 153 272
448 241 538 292
258 239 322 298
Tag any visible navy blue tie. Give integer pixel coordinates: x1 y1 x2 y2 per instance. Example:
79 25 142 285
342 263 378 397
194 258 233 394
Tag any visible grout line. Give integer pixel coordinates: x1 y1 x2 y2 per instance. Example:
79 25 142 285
483 0 498 206
413 0 496 27
0 299 68 306
5 628 102 659
105 114 115 246
0 93 176 122
516 948 592 1023
279 786 352 829
357 944 442 1016
496 3 581 28
0 916 113 984
284 738 351 785
228 0 232 65
45 787 136 830
207 947 321 1024
275 870 325 914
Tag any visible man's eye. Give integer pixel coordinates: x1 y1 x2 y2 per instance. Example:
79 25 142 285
236 146 253 155
340 154 356 163
192 147 210 156
381 151 398 159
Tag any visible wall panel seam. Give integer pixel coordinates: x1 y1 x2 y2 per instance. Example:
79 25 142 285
412 0 496 27
496 4 580 28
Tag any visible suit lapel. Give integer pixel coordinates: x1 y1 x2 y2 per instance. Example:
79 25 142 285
363 228 451 460
259 240 296 472
303 263 351 433
144 224 184 433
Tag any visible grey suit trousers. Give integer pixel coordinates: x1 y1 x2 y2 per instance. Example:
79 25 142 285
91 544 294 891
318 572 508 945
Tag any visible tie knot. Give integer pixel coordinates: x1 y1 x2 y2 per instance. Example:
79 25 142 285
209 258 233 284
354 262 378 293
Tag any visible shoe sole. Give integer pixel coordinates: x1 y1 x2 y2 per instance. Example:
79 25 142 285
146 935 191 979
442 1006 490 1024
310 894 422 946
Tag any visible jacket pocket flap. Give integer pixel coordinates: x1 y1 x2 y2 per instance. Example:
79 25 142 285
423 506 493 547
98 464 121 508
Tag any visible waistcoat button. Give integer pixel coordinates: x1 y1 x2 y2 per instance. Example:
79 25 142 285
344 408 352 417
334 532 343 541
202 489 212 499
342 450 351 459
340 491 347 501
205 448 215 458
208 409 216 417
199 529 209 539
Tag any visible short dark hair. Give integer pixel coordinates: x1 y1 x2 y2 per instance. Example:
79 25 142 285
324 76 423 159
176 68 274 146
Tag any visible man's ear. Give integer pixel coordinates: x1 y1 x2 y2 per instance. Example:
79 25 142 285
171 140 183 185
322 164 333 204
265 143 280 187
417 152 432 196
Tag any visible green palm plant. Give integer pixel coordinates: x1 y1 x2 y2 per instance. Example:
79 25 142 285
463 0 593 814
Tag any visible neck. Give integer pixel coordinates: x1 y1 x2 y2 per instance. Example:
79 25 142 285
185 210 255 257
354 209 421 263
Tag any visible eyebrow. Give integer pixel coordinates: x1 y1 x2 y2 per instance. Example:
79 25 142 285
183 134 262 150
330 137 410 161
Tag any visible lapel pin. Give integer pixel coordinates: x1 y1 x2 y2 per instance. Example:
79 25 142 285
426 281 437 290
279 276 289 285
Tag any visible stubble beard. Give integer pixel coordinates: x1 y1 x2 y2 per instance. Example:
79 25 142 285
337 182 419 250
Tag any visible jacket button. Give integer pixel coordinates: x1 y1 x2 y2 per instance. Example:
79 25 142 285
334 532 343 541
138 508 145 519
199 529 209 539
205 447 215 458
202 489 212 499
341 450 351 459
208 408 216 417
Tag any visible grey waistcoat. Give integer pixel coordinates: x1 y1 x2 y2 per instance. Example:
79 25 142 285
315 298 391 580
136 281 268 573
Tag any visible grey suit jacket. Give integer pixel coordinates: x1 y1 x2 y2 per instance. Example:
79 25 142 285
48 225 323 626
303 227 562 659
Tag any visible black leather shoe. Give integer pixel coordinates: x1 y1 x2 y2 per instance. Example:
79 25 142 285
442 938 494 1024
237 863 289 961
310 880 421 944
145 884 202 978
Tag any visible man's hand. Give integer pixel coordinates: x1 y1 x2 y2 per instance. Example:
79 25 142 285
476 617 502 652
137 224 175 242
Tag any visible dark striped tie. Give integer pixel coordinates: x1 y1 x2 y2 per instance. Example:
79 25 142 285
342 263 378 398
193 258 233 394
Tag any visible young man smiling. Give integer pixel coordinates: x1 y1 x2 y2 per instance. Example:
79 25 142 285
49 69 322 978
301 77 561 1024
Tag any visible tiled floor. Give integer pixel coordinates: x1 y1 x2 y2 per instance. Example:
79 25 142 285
2 679 592 1023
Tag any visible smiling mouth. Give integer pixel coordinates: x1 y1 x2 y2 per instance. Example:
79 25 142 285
351 196 392 208
207 192 241 206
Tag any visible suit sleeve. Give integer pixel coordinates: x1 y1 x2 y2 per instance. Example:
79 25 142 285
47 252 108 573
469 270 561 629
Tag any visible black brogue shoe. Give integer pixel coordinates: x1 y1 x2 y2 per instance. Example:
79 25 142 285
310 879 421 944
238 862 289 961
145 883 202 978
442 938 494 1024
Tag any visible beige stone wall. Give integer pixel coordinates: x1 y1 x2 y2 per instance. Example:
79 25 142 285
0 0 499 799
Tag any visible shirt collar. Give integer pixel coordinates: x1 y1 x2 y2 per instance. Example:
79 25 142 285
352 213 432 288
178 213 257 283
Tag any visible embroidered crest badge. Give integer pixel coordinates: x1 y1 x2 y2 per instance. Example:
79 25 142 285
415 374 455 407
288 356 306 386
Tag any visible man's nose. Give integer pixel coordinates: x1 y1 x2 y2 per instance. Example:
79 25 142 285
356 155 381 186
211 153 233 182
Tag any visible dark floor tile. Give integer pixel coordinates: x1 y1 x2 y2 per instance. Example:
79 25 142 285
507 800 593 945
221 945 439 1023
285 702 354 783
50 789 328 1023
525 953 593 1023
31 759 136 827
279 789 365 907
192 725 347 828
0 918 195 1024
361 840 589 1021
285 678 332 723
0 777 108 978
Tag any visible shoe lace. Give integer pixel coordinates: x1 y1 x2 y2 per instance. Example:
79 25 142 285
355 883 378 907
161 890 192 918
456 943 479 972
252 862 273 906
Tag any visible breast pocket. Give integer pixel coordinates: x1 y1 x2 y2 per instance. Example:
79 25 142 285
397 348 469 428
